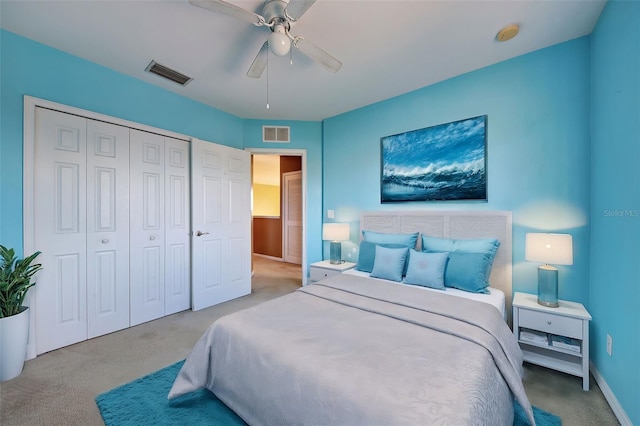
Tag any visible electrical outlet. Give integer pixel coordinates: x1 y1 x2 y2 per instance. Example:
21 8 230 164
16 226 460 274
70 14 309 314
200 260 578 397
606 334 612 356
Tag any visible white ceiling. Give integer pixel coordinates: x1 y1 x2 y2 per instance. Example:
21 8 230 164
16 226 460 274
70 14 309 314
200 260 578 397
1 0 606 121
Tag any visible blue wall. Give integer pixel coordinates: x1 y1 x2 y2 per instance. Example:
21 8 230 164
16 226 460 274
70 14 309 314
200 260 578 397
0 30 243 252
242 119 324 270
590 1 640 424
323 38 592 305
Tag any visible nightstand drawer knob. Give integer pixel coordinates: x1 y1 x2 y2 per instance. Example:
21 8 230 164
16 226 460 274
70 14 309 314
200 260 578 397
547 321 552 325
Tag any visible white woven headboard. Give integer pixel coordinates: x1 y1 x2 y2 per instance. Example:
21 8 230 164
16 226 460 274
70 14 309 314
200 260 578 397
360 210 513 323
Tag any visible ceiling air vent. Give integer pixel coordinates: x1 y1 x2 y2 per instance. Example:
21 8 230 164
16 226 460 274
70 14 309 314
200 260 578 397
145 60 192 86
263 126 290 143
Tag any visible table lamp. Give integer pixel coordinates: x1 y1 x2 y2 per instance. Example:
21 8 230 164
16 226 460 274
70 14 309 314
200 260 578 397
322 223 350 264
525 233 573 307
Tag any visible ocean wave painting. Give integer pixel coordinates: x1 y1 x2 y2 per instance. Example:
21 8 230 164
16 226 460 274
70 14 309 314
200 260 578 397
381 116 487 202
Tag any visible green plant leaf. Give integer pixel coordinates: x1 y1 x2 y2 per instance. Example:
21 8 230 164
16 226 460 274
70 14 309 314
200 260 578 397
0 245 43 318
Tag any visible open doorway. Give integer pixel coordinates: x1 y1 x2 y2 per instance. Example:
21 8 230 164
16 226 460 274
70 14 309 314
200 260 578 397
250 151 305 291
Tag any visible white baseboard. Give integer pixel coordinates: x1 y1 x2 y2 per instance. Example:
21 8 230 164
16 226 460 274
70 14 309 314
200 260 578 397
590 362 633 426
252 253 284 262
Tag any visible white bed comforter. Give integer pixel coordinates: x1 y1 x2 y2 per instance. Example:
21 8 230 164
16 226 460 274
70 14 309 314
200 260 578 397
169 273 535 425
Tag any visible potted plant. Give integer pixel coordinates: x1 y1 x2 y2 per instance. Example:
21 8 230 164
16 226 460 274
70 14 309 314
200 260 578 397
0 245 43 381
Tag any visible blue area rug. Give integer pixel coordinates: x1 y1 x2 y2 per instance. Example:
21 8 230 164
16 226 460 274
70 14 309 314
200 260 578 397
96 360 560 426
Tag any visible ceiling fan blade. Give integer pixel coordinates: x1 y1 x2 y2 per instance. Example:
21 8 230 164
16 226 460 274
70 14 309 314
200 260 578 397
247 41 269 78
284 0 317 20
189 0 265 26
294 38 342 73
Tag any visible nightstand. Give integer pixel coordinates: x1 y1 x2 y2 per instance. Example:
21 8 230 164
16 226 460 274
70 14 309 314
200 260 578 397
309 260 356 283
512 292 592 391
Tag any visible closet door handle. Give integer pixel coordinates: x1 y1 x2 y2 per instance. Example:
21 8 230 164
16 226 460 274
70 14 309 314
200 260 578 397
149 236 156 241
195 231 210 237
101 239 109 244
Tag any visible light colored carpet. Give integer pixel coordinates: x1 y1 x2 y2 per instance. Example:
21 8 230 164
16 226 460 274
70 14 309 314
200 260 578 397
0 257 619 425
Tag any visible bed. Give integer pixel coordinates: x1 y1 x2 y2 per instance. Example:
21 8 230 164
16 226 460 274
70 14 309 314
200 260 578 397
169 211 535 425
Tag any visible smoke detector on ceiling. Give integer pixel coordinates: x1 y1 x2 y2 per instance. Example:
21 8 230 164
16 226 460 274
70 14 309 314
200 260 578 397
496 24 520 42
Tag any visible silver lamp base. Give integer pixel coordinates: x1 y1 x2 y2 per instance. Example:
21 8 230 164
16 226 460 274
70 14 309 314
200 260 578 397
537 265 559 308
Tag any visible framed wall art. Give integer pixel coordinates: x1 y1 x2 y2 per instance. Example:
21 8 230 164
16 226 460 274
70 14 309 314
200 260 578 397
380 115 487 203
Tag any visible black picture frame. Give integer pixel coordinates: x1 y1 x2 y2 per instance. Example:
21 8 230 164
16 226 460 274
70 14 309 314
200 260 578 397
380 115 488 203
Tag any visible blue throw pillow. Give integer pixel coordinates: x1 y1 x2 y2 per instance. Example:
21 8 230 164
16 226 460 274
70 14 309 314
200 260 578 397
355 240 377 272
356 241 409 273
422 236 499 258
362 230 419 249
403 250 449 290
422 236 500 278
370 245 409 282
443 252 493 294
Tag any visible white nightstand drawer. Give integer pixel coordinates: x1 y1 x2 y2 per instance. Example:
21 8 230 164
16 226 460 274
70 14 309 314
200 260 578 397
519 309 583 339
309 267 341 282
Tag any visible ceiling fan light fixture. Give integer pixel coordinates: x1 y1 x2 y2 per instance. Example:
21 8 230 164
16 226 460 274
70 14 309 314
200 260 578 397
269 24 291 56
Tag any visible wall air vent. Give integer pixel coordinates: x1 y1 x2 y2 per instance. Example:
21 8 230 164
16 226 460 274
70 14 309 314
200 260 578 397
145 60 192 86
263 126 290 143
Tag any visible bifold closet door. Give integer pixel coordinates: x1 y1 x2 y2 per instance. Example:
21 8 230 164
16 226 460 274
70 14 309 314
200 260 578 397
34 108 130 354
86 120 130 338
129 131 191 323
129 129 166 326
164 137 191 315
34 108 88 354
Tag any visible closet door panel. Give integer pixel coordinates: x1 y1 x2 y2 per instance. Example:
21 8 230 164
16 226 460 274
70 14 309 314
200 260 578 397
130 129 165 326
34 108 88 355
165 138 191 315
86 120 130 338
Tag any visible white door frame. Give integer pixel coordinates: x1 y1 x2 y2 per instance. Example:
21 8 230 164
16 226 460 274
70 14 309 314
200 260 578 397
23 96 191 360
246 148 307 285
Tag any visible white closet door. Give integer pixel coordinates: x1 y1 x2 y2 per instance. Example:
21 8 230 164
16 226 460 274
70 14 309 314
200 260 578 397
34 108 88 355
86 120 130 338
164 137 191 315
129 129 165 326
191 138 251 311
283 171 302 265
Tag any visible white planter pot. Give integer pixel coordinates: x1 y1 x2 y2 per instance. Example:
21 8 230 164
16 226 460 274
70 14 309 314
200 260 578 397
0 306 30 382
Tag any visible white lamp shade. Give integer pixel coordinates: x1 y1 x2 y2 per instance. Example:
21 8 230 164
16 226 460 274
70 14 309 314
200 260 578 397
322 223 349 241
525 233 573 265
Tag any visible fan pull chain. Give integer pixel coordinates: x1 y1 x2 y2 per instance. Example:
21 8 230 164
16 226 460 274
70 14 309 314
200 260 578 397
266 50 270 109
289 48 293 65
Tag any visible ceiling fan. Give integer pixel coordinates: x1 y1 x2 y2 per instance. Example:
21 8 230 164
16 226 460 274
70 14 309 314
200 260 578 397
189 0 342 78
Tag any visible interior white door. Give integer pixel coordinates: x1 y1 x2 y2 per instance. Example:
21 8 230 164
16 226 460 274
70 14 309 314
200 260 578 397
191 138 251 311
86 119 130 338
164 137 191 315
129 129 165 326
283 171 302 265
34 108 88 354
